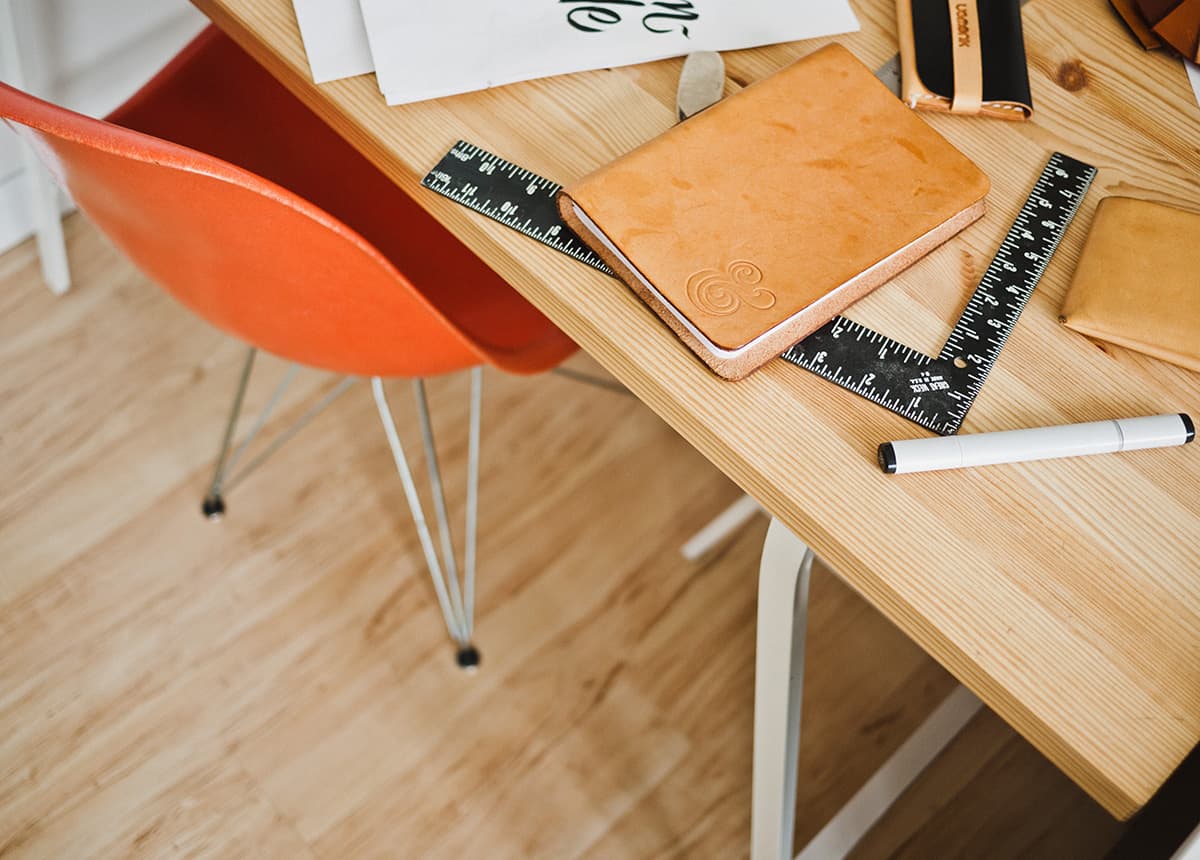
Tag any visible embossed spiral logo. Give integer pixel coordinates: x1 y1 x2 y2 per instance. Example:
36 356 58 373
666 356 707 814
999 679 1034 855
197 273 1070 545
685 260 775 317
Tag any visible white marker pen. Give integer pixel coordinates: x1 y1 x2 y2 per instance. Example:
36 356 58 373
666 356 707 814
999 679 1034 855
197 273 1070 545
879 413 1194 475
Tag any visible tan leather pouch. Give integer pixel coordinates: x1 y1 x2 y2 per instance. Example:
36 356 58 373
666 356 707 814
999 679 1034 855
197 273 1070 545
1059 197 1200 373
897 0 1033 120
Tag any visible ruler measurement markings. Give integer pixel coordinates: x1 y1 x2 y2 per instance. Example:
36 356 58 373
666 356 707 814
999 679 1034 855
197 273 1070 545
422 142 1094 435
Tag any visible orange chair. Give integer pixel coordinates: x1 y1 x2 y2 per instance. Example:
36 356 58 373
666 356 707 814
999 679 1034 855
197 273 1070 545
0 25 577 667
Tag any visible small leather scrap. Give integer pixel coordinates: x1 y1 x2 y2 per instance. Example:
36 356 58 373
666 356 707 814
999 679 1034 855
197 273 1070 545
1150 0 1200 61
1110 0 1163 48
1138 0 1181 18
1060 197 1200 373
897 0 1033 120
1117 0 1200 59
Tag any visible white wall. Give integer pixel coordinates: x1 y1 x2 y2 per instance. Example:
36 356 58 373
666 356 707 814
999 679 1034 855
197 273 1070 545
0 0 207 253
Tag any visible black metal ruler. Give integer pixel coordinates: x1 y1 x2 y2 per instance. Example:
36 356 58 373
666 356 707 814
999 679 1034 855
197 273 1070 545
423 141 613 275
423 142 1095 435
783 154 1096 434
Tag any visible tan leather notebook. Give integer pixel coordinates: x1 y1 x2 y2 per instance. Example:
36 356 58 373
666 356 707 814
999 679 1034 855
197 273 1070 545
558 43 990 379
1059 197 1200 373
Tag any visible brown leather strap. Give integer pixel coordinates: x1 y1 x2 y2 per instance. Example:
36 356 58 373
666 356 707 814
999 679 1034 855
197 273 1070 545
948 0 984 113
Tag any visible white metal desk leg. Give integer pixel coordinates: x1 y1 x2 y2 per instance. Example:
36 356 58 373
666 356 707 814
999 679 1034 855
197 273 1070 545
795 684 981 860
681 494 761 561
751 517 814 860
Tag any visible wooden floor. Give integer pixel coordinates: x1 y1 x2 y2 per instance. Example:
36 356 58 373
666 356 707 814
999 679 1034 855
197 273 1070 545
0 216 1132 858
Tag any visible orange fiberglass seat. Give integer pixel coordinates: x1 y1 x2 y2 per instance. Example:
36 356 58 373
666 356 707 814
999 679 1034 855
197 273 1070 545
0 24 577 667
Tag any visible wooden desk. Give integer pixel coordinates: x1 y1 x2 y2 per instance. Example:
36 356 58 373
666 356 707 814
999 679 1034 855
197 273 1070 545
194 0 1199 826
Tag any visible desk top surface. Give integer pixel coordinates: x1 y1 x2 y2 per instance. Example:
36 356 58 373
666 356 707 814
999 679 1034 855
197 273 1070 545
192 0 1200 817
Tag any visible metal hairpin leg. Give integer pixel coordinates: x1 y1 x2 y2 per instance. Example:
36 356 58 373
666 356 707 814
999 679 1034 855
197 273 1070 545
372 370 483 668
203 346 354 518
203 346 258 519
412 378 468 640
751 516 982 860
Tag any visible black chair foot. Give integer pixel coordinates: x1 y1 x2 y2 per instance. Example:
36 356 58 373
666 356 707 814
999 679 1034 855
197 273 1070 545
456 645 481 672
202 494 226 521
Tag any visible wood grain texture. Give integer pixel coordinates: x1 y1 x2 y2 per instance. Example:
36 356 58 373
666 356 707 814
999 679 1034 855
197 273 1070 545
0 218 1131 857
187 0 1200 818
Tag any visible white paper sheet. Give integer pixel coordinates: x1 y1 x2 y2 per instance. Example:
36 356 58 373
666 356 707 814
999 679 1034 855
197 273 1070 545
357 0 860 106
292 0 374 83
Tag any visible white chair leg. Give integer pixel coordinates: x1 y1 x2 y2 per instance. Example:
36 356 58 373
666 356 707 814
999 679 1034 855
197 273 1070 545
0 0 72 295
751 517 814 860
23 151 71 295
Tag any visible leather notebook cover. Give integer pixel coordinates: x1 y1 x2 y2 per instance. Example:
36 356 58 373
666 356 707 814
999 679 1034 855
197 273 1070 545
557 43 990 380
897 0 1033 120
1059 197 1200 373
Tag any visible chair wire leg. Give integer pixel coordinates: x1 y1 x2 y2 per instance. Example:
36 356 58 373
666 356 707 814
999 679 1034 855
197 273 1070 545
222 364 300 482
412 379 469 637
203 346 257 520
372 378 469 652
462 367 482 643
223 376 355 493
202 356 354 513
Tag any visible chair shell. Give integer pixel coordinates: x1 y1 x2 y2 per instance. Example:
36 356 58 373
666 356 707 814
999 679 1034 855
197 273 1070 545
0 26 576 379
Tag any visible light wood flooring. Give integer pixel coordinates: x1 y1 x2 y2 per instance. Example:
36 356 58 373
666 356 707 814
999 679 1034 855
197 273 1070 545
0 216 1136 858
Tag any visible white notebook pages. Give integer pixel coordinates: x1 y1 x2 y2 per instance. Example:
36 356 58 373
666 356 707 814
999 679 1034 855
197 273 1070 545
296 0 860 104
